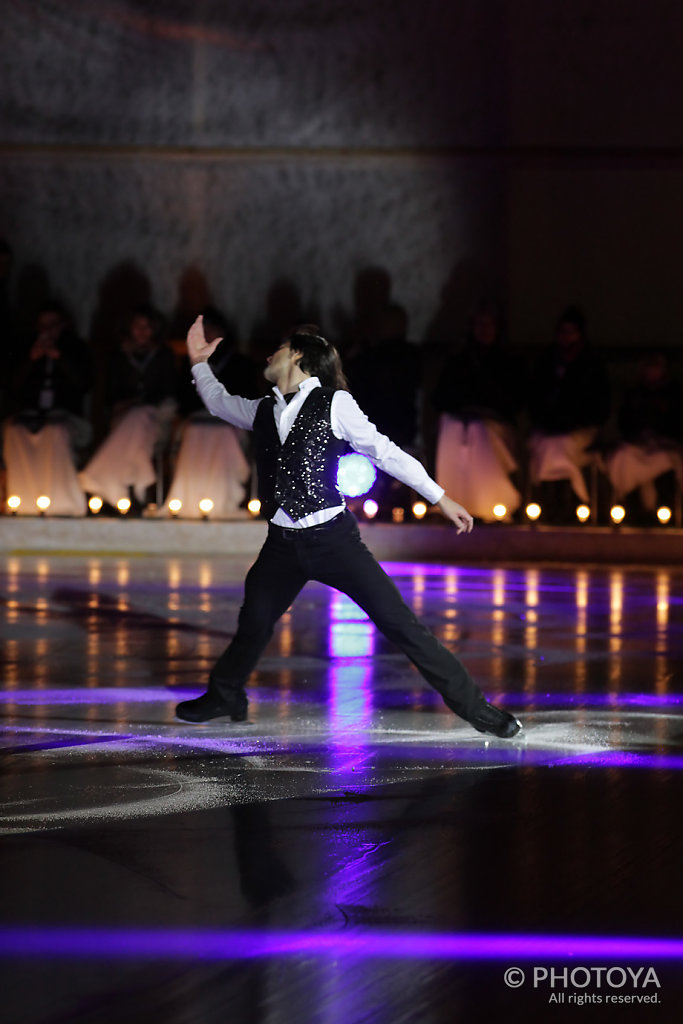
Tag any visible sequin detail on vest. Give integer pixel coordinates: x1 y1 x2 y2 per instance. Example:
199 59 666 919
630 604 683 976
253 388 347 520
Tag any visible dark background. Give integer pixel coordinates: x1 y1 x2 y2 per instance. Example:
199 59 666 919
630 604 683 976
2 0 683 348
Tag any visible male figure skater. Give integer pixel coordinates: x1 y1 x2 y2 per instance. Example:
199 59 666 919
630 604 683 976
176 318 522 739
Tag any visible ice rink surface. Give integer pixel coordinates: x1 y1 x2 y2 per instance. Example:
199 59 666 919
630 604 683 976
1 554 682 1022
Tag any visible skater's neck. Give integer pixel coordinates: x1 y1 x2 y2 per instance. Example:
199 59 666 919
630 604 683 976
274 365 311 396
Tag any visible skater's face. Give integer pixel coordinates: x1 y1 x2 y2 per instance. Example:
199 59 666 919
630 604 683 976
264 340 301 384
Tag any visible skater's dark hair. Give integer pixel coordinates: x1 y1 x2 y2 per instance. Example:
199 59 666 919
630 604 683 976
284 324 349 390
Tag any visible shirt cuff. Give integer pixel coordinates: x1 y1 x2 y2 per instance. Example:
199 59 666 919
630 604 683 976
422 481 445 505
191 362 215 383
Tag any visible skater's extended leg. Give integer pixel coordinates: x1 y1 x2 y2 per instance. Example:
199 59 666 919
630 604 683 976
176 530 307 722
312 516 520 736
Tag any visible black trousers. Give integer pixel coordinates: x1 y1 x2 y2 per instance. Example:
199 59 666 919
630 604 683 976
209 509 486 720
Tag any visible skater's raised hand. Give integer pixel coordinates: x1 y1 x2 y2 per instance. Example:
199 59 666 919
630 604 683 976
187 315 223 365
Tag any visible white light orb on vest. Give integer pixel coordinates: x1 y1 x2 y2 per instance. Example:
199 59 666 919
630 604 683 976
168 499 182 516
657 506 672 524
36 495 51 512
199 498 214 517
117 498 131 514
363 499 378 519
412 501 427 519
247 499 261 516
337 453 377 497
610 505 625 524
493 504 507 519
7 495 21 511
526 502 541 521
576 504 591 522
88 496 103 514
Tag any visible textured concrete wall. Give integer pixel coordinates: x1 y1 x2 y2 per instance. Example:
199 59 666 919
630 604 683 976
1 151 504 346
1 0 506 345
4 0 506 148
2 0 683 348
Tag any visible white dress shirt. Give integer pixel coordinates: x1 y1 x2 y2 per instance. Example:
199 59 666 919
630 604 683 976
192 363 444 527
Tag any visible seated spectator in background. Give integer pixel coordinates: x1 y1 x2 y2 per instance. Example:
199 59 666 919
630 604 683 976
433 302 525 522
79 305 175 510
165 307 260 517
605 352 683 519
527 306 610 519
345 303 421 511
346 303 420 449
3 301 92 515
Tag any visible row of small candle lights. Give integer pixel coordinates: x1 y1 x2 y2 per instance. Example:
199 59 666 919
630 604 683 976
361 500 673 524
5 494 220 517
522 502 672 525
4 494 674 525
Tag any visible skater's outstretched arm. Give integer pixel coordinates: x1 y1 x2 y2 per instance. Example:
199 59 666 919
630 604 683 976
331 390 474 533
188 316 262 430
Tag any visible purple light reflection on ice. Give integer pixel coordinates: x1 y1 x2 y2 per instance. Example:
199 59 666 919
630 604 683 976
495 693 683 708
328 593 374 777
380 563 510 579
0 926 681 961
0 686 322 707
548 751 683 770
0 687 202 705
159 742 683 773
2 734 129 755
3 688 681 711
328 661 373 734
377 562 632 599
2 724 682 771
285 743 683 773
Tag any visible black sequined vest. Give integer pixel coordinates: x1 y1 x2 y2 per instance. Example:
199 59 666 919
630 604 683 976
253 387 347 520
